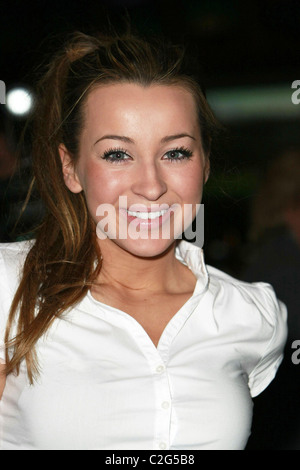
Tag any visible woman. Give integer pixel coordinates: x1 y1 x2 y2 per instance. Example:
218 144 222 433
0 31 287 450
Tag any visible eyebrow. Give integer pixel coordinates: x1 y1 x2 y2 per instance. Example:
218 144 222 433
161 133 196 143
93 133 196 146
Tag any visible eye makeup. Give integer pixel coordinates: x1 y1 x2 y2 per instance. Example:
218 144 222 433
163 146 193 162
101 147 130 164
100 146 193 164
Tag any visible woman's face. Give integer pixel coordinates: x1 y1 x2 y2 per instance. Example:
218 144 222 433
60 83 210 258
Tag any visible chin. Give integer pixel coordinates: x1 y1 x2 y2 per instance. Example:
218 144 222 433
114 237 177 259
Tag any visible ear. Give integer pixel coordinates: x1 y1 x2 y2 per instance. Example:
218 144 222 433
204 158 210 184
58 144 83 194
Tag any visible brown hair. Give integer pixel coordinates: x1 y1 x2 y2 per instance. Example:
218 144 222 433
4 31 219 382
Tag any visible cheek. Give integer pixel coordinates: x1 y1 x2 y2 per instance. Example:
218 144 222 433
79 162 123 214
174 162 205 202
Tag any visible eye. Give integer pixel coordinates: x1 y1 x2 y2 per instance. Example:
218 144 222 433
163 146 193 162
101 148 131 164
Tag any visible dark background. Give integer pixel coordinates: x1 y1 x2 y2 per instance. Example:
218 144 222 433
1 0 300 272
1 0 300 450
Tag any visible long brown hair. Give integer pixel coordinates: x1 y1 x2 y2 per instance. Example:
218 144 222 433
4 30 219 383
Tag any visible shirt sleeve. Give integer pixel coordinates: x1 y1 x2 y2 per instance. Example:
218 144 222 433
247 283 288 398
0 247 9 362
0 242 30 363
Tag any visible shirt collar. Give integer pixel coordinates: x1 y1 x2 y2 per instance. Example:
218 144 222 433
175 240 209 294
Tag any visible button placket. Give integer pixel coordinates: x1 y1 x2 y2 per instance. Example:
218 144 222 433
159 441 167 450
156 364 165 374
153 362 172 450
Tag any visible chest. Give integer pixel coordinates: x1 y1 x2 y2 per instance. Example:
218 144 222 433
90 289 193 347
124 294 193 346
2 320 253 450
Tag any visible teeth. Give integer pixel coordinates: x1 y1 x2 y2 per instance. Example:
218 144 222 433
127 209 168 219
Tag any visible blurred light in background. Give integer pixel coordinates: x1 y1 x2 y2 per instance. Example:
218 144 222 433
207 84 300 122
5 87 34 117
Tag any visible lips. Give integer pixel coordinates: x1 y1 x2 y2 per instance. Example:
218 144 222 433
126 203 170 213
118 205 174 231
126 209 168 220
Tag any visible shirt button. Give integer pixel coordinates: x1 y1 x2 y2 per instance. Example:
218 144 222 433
161 401 170 409
156 365 165 374
159 442 167 450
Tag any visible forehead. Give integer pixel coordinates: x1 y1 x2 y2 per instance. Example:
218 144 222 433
82 83 199 137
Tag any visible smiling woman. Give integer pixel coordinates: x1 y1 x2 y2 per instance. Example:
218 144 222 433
59 82 207 255
0 30 287 450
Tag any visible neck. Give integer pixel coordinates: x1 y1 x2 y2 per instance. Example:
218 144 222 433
96 238 183 295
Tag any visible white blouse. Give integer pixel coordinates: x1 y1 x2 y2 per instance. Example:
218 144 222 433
0 240 287 450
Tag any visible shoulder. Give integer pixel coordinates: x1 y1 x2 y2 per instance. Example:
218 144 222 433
205 264 288 396
0 239 34 256
206 263 287 325
0 238 34 267
207 266 279 313
178 239 287 331
0 239 34 294
0 240 35 359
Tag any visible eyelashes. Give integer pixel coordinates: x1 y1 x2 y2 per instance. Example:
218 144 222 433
100 146 193 164
165 147 193 161
101 147 129 164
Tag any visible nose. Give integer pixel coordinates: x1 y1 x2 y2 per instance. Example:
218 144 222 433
131 160 168 201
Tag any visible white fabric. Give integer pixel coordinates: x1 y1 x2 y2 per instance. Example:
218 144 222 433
0 240 287 450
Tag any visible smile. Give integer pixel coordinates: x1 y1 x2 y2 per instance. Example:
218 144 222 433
126 209 169 220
